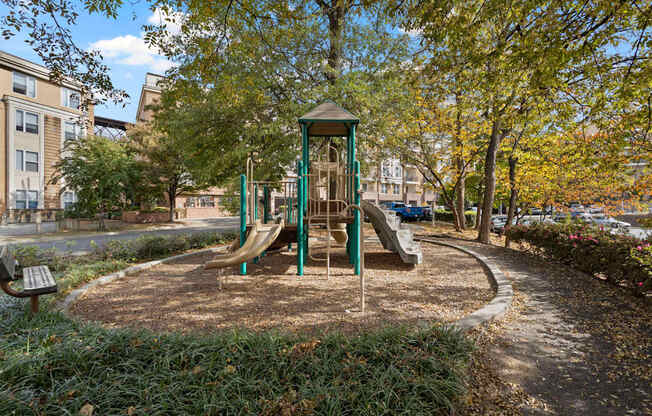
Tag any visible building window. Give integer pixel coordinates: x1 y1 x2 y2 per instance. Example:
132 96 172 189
185 197 196 208
63 191 75 209
62 88 81 109
394 165 402 178
27 191 38 209
13 72 36 98
362 183 368 192
15 190 37 209
381 161 391 177
15 190 26 209
381 183 388 194
15 150 23 171
15 109 23 131
393 184 400 194
25 151 39 172
64 121 80 140
16 110 38 134
199 196 215 207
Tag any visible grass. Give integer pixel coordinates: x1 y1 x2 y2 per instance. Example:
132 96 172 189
0 230 475 415
0 305 473 415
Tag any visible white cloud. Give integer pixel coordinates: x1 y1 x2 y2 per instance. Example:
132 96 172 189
398 26 423 37
147 7 184 35
89 8 181 74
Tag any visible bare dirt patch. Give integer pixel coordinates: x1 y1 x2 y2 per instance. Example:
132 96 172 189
71 241 493 335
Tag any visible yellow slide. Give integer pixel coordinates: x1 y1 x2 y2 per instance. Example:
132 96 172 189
205 219 284 270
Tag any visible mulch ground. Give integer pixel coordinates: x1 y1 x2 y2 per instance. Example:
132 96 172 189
71 239 494 335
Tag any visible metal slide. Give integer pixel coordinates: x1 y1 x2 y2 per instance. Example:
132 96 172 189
204 220 284 270
361 201 422 265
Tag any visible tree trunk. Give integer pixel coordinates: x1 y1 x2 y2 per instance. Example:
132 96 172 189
323 1 344 85
455 177 466 230
475 186 484 230
376 164 381 205
504 155 518 248
168 182 177 223
97 210 106 232
402 164 408 204
478 121 506 244
454 98 466 230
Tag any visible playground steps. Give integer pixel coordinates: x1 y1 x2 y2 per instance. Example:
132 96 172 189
361 201 423 265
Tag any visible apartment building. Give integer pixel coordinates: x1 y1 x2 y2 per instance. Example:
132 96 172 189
360 159 437 206
0 51 91 222
136 73 230 218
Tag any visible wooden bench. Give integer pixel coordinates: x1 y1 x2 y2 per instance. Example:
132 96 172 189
0 246 57 314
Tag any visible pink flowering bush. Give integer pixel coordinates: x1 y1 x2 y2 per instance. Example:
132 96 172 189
507 223 651 296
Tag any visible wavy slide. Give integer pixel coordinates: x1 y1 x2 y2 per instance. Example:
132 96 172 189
361 201 423 265
205 219 284 269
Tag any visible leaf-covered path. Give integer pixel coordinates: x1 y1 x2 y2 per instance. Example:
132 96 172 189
444 239 651 415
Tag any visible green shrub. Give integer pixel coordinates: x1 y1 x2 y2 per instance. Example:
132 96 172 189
96 231 235 261
506 222 651 296
639 216 652 228
433 210 476 224
139 206 169 214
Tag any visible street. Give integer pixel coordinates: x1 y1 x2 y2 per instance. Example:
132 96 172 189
2 217 239 255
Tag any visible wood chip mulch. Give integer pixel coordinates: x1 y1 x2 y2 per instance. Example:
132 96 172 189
71 239 494 335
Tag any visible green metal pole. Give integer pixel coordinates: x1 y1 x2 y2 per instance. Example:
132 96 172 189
297 160 304 276
301 124 309 262
346 129 351 260
253 184 259 264
354 159 361 275
239 174 247 275
263 186 269 223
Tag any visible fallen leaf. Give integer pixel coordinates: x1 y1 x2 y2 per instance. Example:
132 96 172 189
79 403 94 416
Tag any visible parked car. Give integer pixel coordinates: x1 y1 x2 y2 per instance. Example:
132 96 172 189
420 206 433 221
379 202 424 222
554 213 570 223
490 215 518 234
590 215 630 230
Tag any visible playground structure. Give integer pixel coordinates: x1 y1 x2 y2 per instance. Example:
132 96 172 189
205 102 423 310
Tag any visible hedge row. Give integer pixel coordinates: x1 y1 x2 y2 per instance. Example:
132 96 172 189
433 210 476 224
506 223 651 296
94 231 237 262
12 231 236 272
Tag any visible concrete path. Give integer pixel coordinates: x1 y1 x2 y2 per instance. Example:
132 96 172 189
2 217 239 254
445 239 651 416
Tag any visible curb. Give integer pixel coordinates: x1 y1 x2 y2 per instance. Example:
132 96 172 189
417 238 513 331
57 245 228 313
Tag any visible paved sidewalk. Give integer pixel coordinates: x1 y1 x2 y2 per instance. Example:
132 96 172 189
1 217 239 254
444 238 651 415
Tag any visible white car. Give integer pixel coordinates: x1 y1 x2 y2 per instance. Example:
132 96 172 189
588 215 630 231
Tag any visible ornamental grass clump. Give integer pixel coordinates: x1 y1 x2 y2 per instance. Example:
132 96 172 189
0 308 473 415
506 223 651 296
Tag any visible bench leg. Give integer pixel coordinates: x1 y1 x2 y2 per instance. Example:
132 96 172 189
30 296 39 314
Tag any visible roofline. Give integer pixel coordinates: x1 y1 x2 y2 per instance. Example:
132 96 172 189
0 50 83 90
299 118 359 124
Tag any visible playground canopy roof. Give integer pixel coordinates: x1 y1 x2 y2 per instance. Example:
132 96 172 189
298 101 359 137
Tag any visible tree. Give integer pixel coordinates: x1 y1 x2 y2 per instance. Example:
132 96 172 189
127 124 213 222
1 0 128 106
399 0 651 243
144 0 414 184
387 81 487 231
50 136 134 230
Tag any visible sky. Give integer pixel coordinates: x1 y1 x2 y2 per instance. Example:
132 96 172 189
1 2 177 122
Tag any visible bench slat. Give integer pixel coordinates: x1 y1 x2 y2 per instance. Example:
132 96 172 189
23 266 57 295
